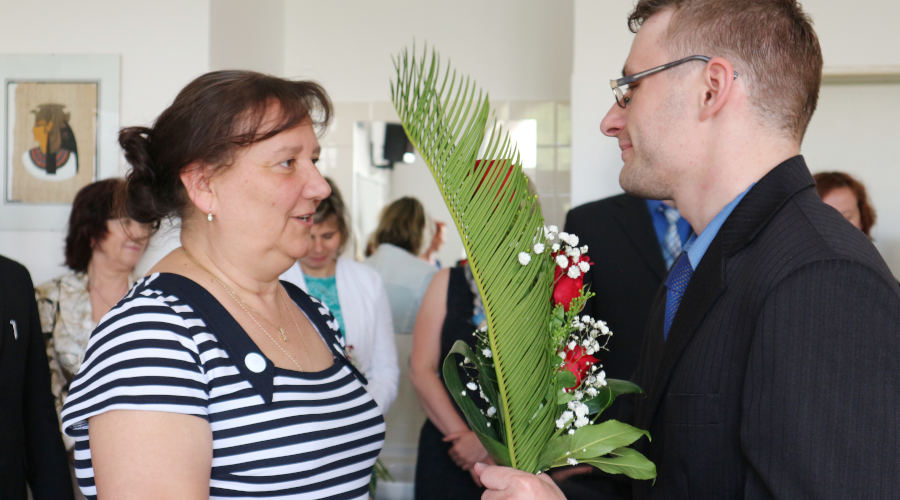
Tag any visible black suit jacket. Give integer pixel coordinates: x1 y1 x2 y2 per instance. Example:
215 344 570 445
0 256 73 500
631 156 900 498
562 195 667 500
564 194 667 382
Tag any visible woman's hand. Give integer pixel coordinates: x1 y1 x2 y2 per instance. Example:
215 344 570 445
443 430 490 469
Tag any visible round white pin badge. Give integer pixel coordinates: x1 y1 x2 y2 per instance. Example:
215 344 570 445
244 352 266 373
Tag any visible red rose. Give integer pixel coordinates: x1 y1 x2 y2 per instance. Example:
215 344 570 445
553 270 583 311
551 252 591 311
562 345 598 391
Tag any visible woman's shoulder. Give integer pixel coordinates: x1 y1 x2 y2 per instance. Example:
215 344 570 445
338 257 383 284
97 274 201 330
35 271 85 301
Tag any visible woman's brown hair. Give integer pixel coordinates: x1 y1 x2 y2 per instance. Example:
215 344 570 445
372 197 426 255
814 171 876 236
119 70 332 226
64 178 126 272
314 177 351 254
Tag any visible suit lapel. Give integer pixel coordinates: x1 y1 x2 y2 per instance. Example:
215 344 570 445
613 195 667 281
0 271 7 351
635 155 816 429
637 239 726 427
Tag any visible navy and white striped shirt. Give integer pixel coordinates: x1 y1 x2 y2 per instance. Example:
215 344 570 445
61 273 385 499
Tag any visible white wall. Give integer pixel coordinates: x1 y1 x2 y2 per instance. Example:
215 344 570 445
283 0 573 102
0 0 211 284
570 0 900 276
210 0 285 75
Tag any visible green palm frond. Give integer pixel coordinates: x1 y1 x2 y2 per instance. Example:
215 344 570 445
391 45 556 472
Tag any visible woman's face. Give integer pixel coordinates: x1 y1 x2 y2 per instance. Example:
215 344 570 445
300 216 343 276
821 186 862 231
93 218 151 272
206 116 331 270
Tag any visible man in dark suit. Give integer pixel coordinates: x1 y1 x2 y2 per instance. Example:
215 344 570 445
477 0 899 498
558 196 688 499
0 255 73 499
563 195 688 382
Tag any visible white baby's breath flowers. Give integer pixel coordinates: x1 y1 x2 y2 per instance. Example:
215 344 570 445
466 382 478 391
567 458 578 465
567 266 581 279
551 242 561 252
556 255 569 268
556 410 575 429
533 242 545 254
486 406 496 417
578 261 590 273
518 252 532 266
573 402 588 418
482 348 492 358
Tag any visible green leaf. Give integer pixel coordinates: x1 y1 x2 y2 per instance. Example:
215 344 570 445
581 447 657 480
557 371 576 394
442 341 498 441
607 378 643 396
583 386 615 416
538 419 650 468
477 430 511 467
393 45 556 472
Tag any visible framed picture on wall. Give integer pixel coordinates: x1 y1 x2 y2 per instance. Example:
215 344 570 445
1 54 119 230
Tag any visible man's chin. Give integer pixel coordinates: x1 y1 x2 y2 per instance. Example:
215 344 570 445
619 171 668 200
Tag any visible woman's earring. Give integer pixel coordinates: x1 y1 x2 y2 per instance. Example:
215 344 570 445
207 212 214 222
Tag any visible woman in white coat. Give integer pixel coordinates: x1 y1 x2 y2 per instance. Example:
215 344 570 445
281 178 399 412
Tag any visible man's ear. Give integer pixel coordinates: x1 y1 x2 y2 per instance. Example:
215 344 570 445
699 57 736 121
180 161 216 216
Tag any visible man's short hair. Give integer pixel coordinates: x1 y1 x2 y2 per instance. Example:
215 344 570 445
629 0 822 141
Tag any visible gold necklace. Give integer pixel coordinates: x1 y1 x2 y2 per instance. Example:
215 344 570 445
182 247 304 370
279 288 313 348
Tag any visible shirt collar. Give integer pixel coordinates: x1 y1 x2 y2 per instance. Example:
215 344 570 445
684 184 754 269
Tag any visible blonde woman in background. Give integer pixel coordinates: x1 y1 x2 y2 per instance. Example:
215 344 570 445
281 178 399 412
35 178 151 450
364 197 438 334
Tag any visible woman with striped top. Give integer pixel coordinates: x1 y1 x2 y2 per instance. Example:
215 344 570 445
60 70 385 499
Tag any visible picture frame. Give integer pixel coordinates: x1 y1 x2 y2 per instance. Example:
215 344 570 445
1 54 119 230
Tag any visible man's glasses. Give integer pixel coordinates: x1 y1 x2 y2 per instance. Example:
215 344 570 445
609 55 738 108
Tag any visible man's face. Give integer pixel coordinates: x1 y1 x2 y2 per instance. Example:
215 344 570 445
600 10 692 200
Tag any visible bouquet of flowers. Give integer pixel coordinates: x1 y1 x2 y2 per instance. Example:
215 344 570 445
391 45 655 479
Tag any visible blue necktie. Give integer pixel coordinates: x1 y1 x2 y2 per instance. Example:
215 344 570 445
660 205 683 269
663 252 693 339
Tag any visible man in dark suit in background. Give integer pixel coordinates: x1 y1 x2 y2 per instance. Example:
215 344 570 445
558 196 688 499
477 0 899 497
564 195 688 383
0 255 73 499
